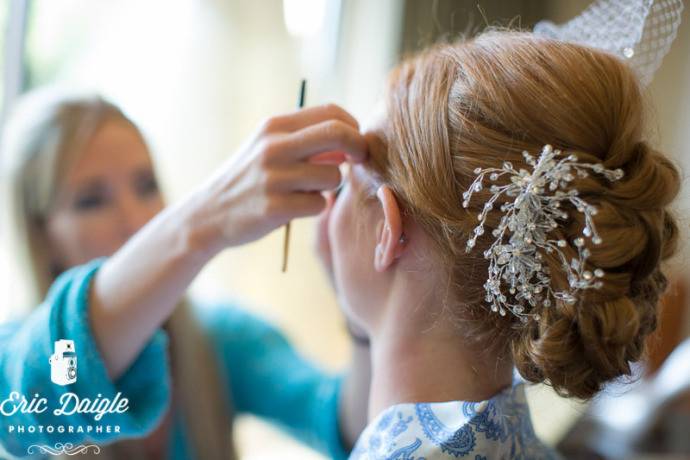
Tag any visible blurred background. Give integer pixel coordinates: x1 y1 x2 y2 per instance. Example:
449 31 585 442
0 1 688 459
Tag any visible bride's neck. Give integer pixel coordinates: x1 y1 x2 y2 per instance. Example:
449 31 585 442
367 298 513 420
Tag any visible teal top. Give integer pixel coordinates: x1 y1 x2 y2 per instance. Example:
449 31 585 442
0 259 348 459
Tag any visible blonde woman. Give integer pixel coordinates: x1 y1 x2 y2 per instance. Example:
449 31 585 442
318 31 679 458
0 90 370 459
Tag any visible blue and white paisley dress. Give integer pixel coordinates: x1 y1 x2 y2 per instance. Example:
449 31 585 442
350 383 561 460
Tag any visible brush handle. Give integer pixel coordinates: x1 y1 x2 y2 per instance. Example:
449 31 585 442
281 79 307 272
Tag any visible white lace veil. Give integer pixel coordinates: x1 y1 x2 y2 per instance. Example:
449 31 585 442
533 0 684 86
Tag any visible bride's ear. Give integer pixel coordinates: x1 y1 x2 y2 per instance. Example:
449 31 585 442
374 185 407 272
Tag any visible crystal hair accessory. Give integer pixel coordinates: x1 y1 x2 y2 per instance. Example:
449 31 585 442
533 0 684 87
462 145 624 322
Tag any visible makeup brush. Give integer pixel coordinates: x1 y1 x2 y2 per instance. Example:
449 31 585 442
282 79 307 272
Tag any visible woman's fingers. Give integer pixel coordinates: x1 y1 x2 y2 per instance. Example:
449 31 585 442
267 163 342 193
264 120 368 165
310 150 347 165
267 192 327 221
259 103 359 134
254 104 368 165
200 103 365 249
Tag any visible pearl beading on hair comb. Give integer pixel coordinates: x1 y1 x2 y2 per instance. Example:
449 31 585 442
462 145 624 322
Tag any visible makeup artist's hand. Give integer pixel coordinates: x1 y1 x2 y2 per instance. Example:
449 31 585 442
187 104 368 253
90 104 366 378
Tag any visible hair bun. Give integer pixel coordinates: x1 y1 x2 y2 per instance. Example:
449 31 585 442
514 292 653 399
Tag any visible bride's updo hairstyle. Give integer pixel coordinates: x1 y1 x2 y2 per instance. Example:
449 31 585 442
367 31 680 399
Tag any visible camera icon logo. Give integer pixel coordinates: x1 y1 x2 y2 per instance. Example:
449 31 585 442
49 339 77 386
